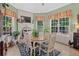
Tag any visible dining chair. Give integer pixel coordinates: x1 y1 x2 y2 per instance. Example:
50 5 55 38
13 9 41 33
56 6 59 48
40 33 57 56
48 33 57 56
23 32 33 56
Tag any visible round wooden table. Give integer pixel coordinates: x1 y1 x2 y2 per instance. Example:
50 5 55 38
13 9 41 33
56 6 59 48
31 36 47 56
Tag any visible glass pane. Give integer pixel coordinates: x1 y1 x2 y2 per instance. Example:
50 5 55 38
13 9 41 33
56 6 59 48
37 21 43 32
51 20 58 26
3 16 12 35
51 27 58 32
59 27 68 33
51 20 58 32
60 18 69 26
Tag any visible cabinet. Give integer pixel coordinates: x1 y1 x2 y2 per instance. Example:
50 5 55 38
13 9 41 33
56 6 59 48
73 33 79 48
0 41 4 56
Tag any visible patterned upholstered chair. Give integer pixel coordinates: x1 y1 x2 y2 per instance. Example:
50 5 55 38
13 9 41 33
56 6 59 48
40 33 56 56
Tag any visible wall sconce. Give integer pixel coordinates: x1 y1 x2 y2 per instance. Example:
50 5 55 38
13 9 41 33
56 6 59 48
75 23 79 29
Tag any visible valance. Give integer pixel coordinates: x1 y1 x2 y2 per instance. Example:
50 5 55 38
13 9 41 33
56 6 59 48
48 9 72 20
36 16 44 21
2 9 16 18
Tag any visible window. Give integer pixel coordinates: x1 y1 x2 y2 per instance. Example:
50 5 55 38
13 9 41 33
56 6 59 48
3 16 12 35
51 20 58 32
59 18 69 33
37 21 43 32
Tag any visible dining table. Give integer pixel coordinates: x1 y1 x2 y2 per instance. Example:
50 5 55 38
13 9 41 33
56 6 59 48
31 34 49 56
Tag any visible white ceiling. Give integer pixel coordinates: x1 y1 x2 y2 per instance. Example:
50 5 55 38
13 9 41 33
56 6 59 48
11 3 70 13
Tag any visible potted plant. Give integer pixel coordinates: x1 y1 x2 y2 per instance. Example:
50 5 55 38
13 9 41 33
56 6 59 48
12 31 20 40
32 29 39 40
44 27 49 40
44 27 49 33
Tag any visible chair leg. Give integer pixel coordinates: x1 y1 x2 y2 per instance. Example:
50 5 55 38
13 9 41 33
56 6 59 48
30 48 32 56
53 50 55 56
47 51 49 56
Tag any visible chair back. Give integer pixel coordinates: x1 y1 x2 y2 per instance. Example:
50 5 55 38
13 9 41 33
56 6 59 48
23 29 32 47
48 33 56 52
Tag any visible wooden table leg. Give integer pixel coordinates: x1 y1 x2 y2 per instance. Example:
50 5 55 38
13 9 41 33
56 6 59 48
30 48 32 56
33 42 35 56
39 42 41 56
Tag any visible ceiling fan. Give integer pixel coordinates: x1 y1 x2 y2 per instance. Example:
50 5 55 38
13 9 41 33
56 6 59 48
42 3 45 6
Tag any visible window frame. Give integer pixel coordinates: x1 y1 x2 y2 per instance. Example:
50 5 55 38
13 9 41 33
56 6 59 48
50 19 58 33
50 17 70 34
59 17 70 33
36 20 44 33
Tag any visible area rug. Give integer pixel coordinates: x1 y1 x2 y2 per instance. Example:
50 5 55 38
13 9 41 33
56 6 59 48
17 43 30 56
50 49 61 56
40 49 61 56
17 43 60 56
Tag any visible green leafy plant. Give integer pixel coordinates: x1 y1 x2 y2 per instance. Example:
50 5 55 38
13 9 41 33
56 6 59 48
32 29 39 37
44 27 49 33
12 31 20 39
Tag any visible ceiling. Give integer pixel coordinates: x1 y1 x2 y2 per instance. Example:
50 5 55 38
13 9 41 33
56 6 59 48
11 3 70 13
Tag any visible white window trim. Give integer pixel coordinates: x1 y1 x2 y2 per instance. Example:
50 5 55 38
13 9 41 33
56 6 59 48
50 19 58 33
50 19 51 34
59 17 70 33
50 17 70 34
36 20 44 34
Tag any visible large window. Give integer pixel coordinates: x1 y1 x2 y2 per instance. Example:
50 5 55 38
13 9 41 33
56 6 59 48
59 18 69 33
3 16 12 35
37 21 43 32
51 20 58 32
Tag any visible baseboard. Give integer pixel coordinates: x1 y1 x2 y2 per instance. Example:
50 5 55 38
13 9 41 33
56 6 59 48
56 41 69 46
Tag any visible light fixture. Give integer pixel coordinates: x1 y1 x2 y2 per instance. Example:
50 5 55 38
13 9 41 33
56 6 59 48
76 23 79 29
42 3 45 6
